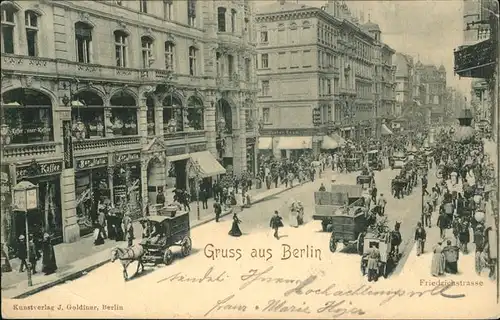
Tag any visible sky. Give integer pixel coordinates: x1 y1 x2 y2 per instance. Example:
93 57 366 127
254 0 472 98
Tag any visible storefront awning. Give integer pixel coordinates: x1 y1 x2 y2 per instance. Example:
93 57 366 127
276 136 312 150
167 153 191 162
189 151 226 178
258 137 273 150
381 124 393 135
321 134 346 149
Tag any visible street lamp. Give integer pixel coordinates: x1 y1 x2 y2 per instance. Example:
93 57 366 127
12 180 39 287
190 159 203 220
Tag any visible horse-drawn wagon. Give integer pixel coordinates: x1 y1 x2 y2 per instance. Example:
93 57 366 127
366 150 383 171
360 225 400 278
141 212 192 265
312 184 370 253
356 174 375 189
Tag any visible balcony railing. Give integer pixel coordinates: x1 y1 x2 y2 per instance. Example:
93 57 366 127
73 136 141 155
2 142 60 160
163 130 206 141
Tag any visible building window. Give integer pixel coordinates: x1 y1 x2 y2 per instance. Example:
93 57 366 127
260 53 269 69
262 107 270 123
231 9 236 33
114 30 128 67
25 11 38 57
75 22 92 63
216 52 222 77
327 79 332 95
1 5 16 54
187 0 196 27
186 96 204 130
163 0 173 20
189 46 197 76
261 80 270 96
140 0 147 13
278 52 286 69
228 54 234 79
217 7 226 32
245 58 251 82
141 36 154 68
260 29 268 43
290 51 299 68
164 41 174 70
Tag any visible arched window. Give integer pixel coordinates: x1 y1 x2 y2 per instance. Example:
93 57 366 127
110 91 138 136
114 30 128 67
186 96 204 130
25 11 39 57
2 88 53 144
141 36 154 68
189 46 197 76
75 22 92 63
1 3 17 54
217 7 226 32
164 41 175 70
71 90 105 139
163 94 183 133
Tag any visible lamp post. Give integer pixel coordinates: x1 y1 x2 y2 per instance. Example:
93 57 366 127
12 181 39 287
191 159 203 220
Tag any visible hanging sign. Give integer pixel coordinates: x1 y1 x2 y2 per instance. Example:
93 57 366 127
115 152 141 164
75 157 108 171
16 161 63 179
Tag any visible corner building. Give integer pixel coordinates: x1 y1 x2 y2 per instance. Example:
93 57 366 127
0 0 258 246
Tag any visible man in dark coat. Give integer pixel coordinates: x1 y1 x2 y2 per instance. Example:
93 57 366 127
200 188 208 209
213 201 222 222
437 213 448 239
17 235 28 273
41 233 57 275
415 222 427 256
269 210 284 240
443 240 460 274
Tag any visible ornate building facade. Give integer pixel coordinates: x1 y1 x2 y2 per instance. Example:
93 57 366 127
255 0 395 158
0 0 258 246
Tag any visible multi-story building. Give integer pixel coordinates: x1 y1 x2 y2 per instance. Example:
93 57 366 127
393 53 415 117
455 0 498 139
0 0 258 247
414 62 447 125
255 0 394 158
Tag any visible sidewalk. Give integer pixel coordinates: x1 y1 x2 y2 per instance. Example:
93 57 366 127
1 183 298 299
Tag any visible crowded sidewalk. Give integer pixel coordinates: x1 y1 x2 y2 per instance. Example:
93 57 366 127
1 182 297 299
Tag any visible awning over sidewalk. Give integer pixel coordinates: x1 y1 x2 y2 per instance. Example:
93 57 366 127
167 153 191 162
321 134 346 149
276 136 312 150
258 137 273 150
381 124 393 135
189 151 226 178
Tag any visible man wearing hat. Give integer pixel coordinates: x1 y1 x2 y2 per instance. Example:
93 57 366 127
17 235 28 273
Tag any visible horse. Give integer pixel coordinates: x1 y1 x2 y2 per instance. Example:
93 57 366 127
111 244 145 280
389 222 402 259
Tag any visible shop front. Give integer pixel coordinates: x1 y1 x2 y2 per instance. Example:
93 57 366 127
12 160 63 245
166 145 191 191
113 152 142 218
276 136 313 160
74 156 110 236
187 150 226 200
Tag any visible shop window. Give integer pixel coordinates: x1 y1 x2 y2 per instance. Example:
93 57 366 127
25 11 38 57
114 30 128 67
75 22 92 63
1 4 16 54
186 96 204 131
163 94 184 133
2 88 54 144
71 90 105 139
113 163 141 213
110 91 138 136
217 7 226 32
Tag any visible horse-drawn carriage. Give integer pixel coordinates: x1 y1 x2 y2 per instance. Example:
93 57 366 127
357 175 375 189
360 226 400 278
141 213 192 265
345 157 362 172
366 150 383 171
391 151 407 170
312 184 370 253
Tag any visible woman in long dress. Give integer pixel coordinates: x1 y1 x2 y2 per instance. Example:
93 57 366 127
41 233 58 275
431 241 445 276
228 213 242 237
289 200 298 228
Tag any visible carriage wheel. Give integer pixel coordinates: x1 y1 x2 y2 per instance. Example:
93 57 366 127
329 233 337 253
356 233 365 255
181 237 192 257
163 248 174 265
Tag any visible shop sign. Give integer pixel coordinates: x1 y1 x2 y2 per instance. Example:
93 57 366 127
16 160 63 179
312 108 321 126
115 152 141 164
62 120 74 169
189 144 206 153
167 146 187 156
454 39 495 78
75 157 108 171
259 128 321 136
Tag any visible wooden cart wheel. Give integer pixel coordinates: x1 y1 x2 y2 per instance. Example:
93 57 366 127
181 237 192 257
329 232 337 253
163 248 174 265
356 232 365 255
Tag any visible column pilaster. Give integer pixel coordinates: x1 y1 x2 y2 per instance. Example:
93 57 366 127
138 102 148 144
155 106 164 138
107 166 114 207
204 101 217 157
140 156 149 216
60 168 79 243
